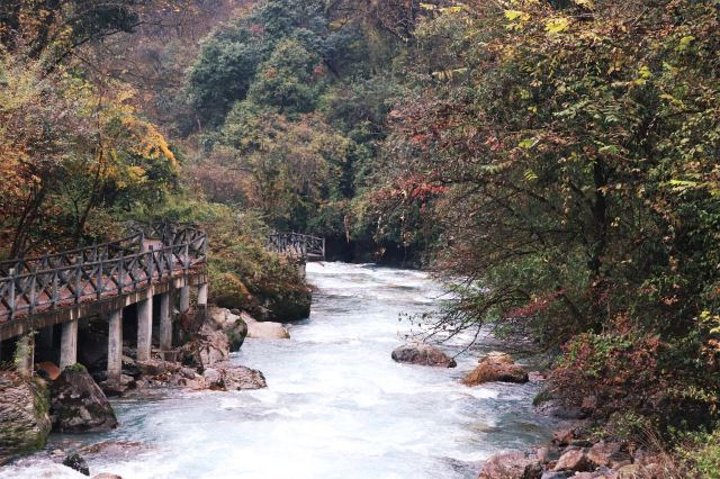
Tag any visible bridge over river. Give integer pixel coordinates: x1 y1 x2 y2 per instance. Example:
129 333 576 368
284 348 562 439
0 225 323 383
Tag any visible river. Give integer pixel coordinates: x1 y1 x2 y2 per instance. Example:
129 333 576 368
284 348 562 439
1 262 553 479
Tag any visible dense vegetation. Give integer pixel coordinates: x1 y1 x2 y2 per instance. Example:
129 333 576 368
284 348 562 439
1 0 719 472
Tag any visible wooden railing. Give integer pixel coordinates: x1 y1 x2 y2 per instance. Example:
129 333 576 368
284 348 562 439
0 233 143 279
0 224 207 323
267 232 325 261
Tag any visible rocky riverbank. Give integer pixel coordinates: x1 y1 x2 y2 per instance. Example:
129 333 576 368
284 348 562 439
0 305 280 471
468 353 677 479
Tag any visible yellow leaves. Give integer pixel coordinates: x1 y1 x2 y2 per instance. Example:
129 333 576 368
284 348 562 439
421 3 465 14
676 35 696 52
431 67 468 81
545 17 570 34
573 0 595 9
504 9 530 30
634 65 653 85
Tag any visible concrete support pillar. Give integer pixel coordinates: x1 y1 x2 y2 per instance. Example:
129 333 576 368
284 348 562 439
137 294 153 362
107 309 123 385
15 333 34 376
179 285 190 315
159 292 172 351
60 319 78 370
197 283 208 322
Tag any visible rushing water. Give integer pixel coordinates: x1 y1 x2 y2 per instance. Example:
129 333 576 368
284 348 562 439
2 263 554 479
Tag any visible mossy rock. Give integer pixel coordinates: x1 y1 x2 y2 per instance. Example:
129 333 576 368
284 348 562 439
226 318 248 352
0 372 51 464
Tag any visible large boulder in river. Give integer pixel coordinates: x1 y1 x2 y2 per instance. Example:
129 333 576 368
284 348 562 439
50 364 118 433
0 371 51 464
242 312 290 339
209 307 249 351
202 362 267 391
391 344 457 368
179 325 230 368
462 352 528 386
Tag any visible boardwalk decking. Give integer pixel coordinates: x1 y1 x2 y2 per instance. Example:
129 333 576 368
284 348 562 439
0 224 207 341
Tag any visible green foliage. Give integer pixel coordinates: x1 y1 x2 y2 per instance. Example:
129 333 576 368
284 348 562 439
186 25 264 126
246 39 323 115
360 0 720 433
133 195 310 321
677 428 720 478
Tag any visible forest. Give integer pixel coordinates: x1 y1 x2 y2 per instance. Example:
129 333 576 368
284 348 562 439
1 0 719 475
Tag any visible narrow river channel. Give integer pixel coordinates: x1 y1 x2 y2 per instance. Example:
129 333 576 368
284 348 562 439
2 262 554 479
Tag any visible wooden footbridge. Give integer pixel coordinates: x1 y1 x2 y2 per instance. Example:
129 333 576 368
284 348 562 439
266 232 325 261
0 223 208 381
0 226 324 379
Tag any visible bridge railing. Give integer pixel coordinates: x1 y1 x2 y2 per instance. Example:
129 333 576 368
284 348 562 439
267 232 325 260
0 224 207 323
0 233 144 279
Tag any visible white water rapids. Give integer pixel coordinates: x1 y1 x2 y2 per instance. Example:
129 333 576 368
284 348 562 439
1 262 553 479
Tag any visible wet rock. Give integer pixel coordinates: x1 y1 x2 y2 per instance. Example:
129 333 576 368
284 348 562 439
587 442 630 469
209 308 249 351
541 473 574 479
478 451 538 478
221 364 267 390
202 368 224 390
581 395 597 413
203 362 267 391
553 448 591 472
0 371 51 464
243 312 290 339
79 440 149 460
553 428 576 446
539 401 587 420
617 464 641 478
50 365 118 433
62 452 89 476
536 446 560 463
179 326 230 368
462 352 528 386
391 343 457 368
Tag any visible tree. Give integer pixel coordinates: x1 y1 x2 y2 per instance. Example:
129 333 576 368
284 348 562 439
370 0 720 424
0 56 178 257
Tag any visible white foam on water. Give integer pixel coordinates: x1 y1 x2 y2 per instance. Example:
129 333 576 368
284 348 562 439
2 262 553 479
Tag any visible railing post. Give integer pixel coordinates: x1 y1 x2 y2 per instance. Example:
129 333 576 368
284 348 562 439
29 270 37 315
97 257 104 300
8 268 15 321
50 270 59 308
147 245 155 286
74 257 83 304
118 253 126 295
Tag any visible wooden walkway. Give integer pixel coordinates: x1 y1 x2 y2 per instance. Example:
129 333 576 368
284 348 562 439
0 224 207 341
266 232 325 261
